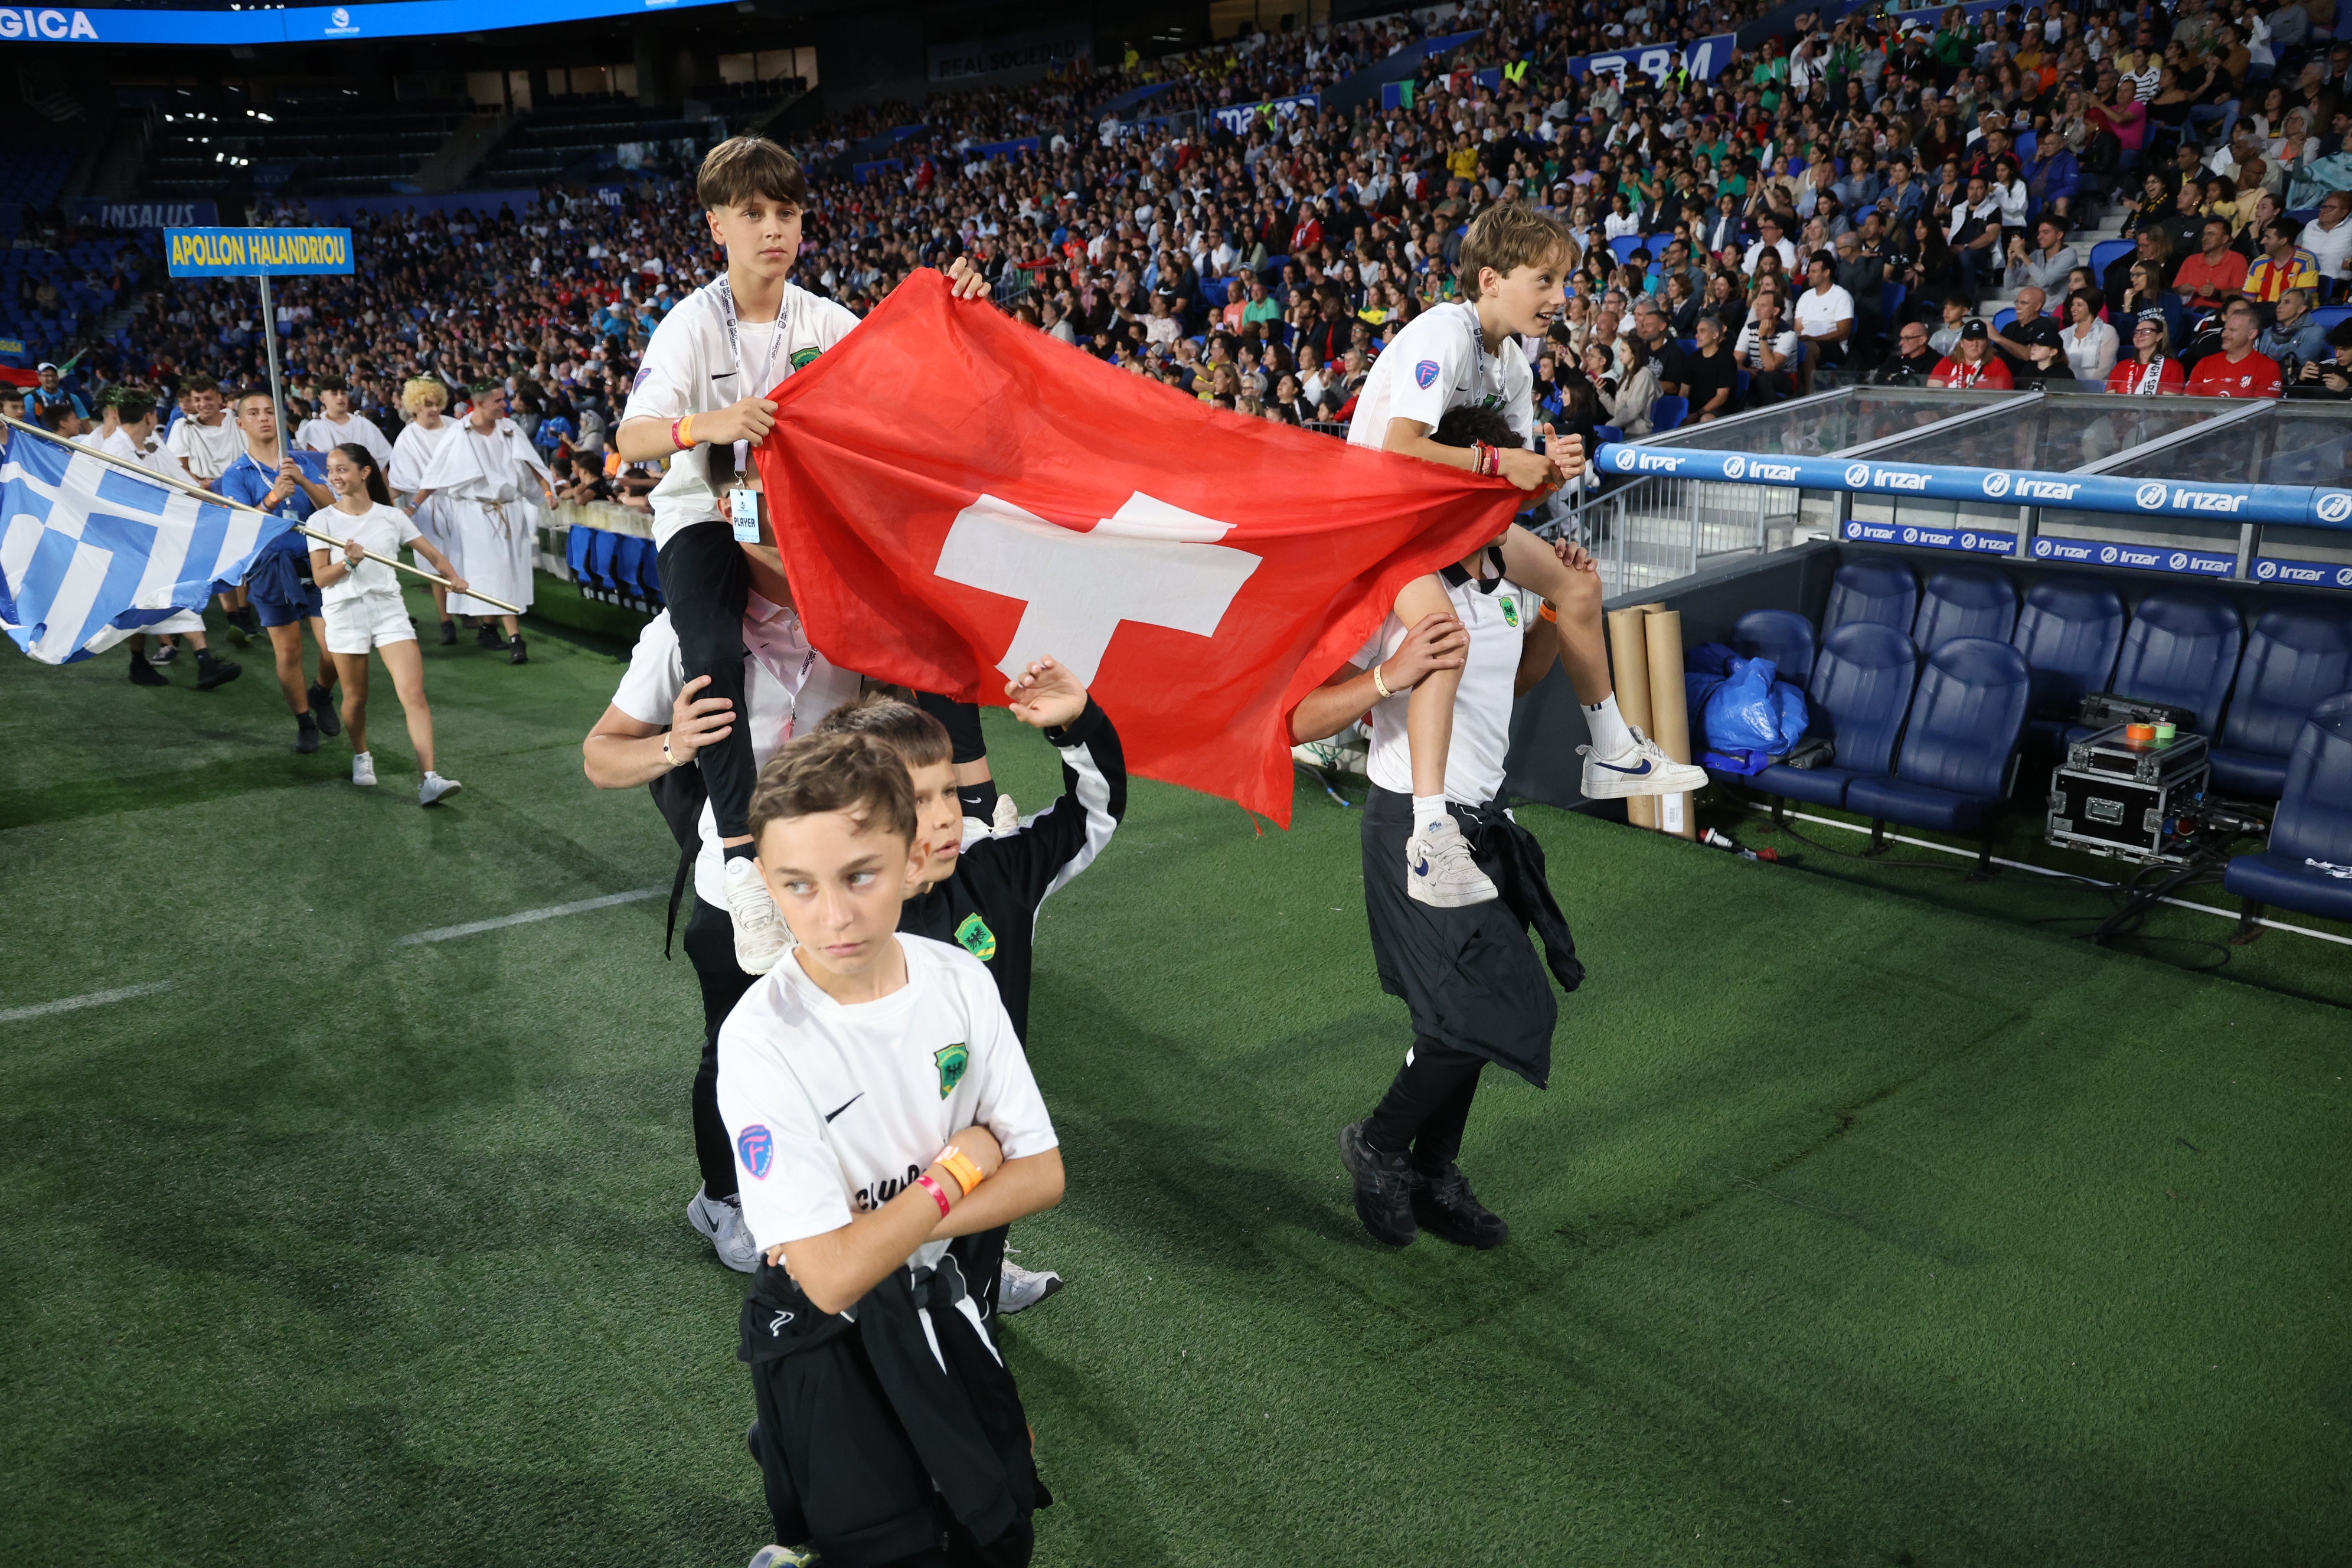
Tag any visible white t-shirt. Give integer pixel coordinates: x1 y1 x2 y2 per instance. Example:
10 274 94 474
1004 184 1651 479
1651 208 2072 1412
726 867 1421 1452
1734 321 1799 370
716 935 1059 1274
98 426 174 476
622 278 862 548
1743 237 1799 273
1351 564 1535 805
1793 283 1856 341
1346 301 1534 452
607 596 862 906
166 413 243 482
311 501 424 603
296 411 395 472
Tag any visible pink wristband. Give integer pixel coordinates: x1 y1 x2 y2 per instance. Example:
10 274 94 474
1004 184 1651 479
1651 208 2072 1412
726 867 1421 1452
915 1173 952 1217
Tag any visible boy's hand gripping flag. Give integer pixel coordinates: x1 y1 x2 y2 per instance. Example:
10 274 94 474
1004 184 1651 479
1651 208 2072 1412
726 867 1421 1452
754 269 1523 827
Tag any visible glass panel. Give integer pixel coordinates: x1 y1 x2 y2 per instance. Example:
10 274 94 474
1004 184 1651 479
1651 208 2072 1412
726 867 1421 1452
1647 389 1985 456
2249 406 2352 488
1867 397 2215 472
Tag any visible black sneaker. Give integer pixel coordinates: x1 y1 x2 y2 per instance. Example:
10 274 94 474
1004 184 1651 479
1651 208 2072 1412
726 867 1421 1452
1338 1119 1417 1247
308 684 341 736
507 634 527 665
476 620 507 651
1412 1164 1510 1250
129 645 168 686
437 619 457 646
295 713 321 754
229 606 262 642
194 650 242 691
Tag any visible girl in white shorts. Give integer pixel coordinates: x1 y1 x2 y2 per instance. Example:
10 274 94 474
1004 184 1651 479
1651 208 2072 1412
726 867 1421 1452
308 443 471 806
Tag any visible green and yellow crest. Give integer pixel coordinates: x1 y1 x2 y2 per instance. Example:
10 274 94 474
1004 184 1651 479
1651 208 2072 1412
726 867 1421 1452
934 1042 969 1098
955 913 998 962
1501 597 1521 629
789 347 824 371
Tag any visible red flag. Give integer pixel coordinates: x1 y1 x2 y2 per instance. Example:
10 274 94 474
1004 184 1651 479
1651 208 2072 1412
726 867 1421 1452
756 268 1521 827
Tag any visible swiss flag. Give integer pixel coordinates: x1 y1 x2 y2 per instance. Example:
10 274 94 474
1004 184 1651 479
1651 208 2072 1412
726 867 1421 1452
754 269 1521 827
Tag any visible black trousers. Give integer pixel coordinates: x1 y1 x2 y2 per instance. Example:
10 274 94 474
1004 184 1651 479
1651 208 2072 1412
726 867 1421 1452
658 519 755 838
1364 1035 1487 1173
685 892 758 1200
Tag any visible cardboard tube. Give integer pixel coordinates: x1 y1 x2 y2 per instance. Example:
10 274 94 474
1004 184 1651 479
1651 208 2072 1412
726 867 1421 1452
1644 609 1697 840
1606 607 1657 829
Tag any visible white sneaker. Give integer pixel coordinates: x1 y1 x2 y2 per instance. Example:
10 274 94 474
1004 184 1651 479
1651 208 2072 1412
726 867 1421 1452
418 771 462 807
351 752 377 788
148 641 177 666
991 792 1020 837
1578 726 1710 799
1406 815 1498 908
688 1186 759 1274
724 854 790 974
998 1257 1064 1314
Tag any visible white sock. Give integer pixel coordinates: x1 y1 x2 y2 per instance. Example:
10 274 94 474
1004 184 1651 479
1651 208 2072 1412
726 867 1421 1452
1584 693 1635 757
1412 793 1451 835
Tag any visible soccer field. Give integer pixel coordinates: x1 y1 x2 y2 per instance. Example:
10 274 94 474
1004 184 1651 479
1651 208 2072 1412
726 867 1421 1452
4 599 2347 1568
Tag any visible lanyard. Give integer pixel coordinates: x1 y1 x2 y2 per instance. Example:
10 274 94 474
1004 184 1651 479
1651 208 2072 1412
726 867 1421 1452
713 275 789 484
744 607 821 747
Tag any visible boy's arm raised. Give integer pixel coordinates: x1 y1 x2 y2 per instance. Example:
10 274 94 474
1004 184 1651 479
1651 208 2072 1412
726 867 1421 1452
979 656 1128 907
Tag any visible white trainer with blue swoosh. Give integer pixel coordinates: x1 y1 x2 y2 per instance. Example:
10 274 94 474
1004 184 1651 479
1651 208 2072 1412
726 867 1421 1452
1577 726 1710 799
1405 815 1500 907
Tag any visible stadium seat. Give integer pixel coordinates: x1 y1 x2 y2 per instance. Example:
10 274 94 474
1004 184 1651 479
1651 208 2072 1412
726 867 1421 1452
1753 620 1919 810
2207 605 2352 796
1650 394 1690 433
2012 577 2126 746
566 522 595 586
1992 308 2018 335
1912 564 2018 654
2065 587 2243 741
588 527 624 595
1845 637 2033 863
1609 236 1643 266
2222 691 2352 924
2312 304 2352 332
2089 238 2135 279
1731 607 1817 687
1824 554 1919 638
612 535 651 601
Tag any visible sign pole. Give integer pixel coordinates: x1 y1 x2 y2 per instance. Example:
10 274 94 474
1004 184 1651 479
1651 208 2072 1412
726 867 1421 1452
257 270 288 447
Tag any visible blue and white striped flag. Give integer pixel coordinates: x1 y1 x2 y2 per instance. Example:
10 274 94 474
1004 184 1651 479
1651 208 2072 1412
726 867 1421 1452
1 423 288 664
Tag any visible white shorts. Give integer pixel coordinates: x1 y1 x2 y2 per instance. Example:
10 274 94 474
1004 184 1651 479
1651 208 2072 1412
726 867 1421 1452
322 592 417 655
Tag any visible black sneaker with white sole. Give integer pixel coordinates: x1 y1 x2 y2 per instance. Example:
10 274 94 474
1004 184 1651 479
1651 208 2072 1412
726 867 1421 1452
307 684 341 736
1338 1119 1418 1247
507 634 527 665
1411 1164 1510 1249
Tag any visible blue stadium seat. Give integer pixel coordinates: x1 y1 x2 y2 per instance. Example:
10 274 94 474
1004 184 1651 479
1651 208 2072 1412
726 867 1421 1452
588 527 623 594
2222 691 2352 923
1753 620 1919 809
638 540 664 603
566 522 596 586
2067 587 2242 740
1649 394 1690 433
1880 282 1906 327
1609 236 1642 266
1731 607 1817 687
1992 307 2018 335
1824 554 1919 638
1647 232 1677 256
1913 564 2018 654
1845 637 2033 855
2208 605 2352 796
2012 577 2126 746
2089 238 2135 279
612 534 651 600
2311 304 2352 332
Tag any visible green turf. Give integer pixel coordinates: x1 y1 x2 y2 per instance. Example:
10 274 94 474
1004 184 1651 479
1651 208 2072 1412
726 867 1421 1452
3 595 2347 1567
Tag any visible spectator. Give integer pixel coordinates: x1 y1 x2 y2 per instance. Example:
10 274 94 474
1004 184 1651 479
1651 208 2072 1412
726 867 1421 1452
1733 292 1801 404
2246 217 2324 301
2298 190 2352 293
1876 319 1945 385
2061 288 2121 382
2188 298 2287 395
2174 216 2253 310
2109 311 2191 393
1794 250 1857 371
2256 286 2330 366
2005 216 2082 293
1990 285 2066 381
2289 316 2352 397
1683 313 1741 420
1930 318 2017 387
1604 334 1663 436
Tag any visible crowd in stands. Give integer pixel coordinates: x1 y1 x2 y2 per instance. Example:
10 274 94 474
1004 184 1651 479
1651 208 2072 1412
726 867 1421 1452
14 0 2352 481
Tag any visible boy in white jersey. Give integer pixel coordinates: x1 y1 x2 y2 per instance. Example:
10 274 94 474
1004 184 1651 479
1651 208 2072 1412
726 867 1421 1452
1348 203 1704 912
616 135 993 981
720 731 1062 1568
294 374 394 472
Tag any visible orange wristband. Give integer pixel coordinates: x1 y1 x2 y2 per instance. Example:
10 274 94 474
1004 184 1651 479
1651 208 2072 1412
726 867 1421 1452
936 1146 985 1197
672 412 695 450
1538 599 1559 623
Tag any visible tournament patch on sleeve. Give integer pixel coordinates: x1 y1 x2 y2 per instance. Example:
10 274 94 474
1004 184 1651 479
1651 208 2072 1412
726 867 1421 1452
1414 359 1442 389
737 1124 773 1179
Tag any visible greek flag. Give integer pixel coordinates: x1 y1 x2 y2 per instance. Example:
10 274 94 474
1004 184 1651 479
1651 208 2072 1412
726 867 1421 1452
1 424 286 664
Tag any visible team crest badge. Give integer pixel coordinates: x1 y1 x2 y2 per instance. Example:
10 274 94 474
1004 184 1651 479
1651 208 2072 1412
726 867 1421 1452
1501 597 1520 628
955 913 998 962
737 1125 773 1179
934 1043 970 1098
789 347 824 371
1414 358 1441 389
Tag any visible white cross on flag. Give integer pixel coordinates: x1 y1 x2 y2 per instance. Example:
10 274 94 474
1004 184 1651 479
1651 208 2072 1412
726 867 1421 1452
754 270 1522 825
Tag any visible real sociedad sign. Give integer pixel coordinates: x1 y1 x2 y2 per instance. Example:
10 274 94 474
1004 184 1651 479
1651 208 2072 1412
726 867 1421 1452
1567 32 1736 84
1593 443 2352 530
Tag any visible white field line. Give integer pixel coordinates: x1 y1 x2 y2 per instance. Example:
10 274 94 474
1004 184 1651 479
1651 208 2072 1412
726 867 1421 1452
0 980 177 1024
396 887 665 946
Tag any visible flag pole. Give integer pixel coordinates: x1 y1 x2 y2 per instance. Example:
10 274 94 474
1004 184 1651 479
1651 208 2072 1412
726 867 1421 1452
0 410 525 615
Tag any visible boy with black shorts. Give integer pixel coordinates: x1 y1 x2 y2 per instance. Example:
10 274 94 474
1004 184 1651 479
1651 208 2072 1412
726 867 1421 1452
1299 405 1591 1250
720 731 1063 1568
818 656 1125 1315
615 135 991 978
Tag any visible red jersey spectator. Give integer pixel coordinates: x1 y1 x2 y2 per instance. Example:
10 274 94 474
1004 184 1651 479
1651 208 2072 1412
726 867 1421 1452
1929 319 2017 388
2172 218 2250 309
2187 301 2285 398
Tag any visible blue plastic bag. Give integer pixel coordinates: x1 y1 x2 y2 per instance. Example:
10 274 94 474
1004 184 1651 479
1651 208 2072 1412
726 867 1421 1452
1702 655 1810 754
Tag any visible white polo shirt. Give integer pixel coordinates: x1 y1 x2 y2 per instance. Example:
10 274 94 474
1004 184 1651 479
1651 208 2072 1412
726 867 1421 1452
716 935 1059 1275
622 278 862 548
166 413 243 482
1352 564 1535 806
608 595 863 906
1346 301 1534 451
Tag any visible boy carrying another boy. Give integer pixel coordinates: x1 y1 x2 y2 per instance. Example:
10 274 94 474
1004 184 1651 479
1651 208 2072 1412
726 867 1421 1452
818 655 1125 1317
1347 201 1704 910
616 135 991 977
720 730 1063 1568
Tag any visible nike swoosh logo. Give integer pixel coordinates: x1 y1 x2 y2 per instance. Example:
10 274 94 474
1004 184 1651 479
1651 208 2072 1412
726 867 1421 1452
1413 858 1430 877
824 1094 863 1123
1592 757 1656 776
